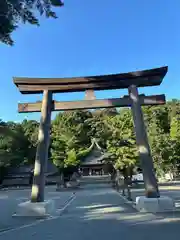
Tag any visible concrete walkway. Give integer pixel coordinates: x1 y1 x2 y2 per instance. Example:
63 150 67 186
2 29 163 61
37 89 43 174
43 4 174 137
0 182 180 239
0 186 73 232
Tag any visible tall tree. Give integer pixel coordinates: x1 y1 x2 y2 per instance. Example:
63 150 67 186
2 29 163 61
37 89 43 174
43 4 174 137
0 121 31 183
51 111 92 185
143 100 180 178
21 119 39 164
86 110 112 148
0 0 64 45
0 99 180 186
106 108 138 171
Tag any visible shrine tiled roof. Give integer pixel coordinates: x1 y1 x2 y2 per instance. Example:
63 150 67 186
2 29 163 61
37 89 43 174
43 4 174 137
81 138 111 166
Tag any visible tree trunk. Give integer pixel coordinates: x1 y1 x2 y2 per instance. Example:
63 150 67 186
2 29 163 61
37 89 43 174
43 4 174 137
123 168 132 201
111 169 116 188
0 167 7 186
29 172 33 186
116 170 121 192
57 171 66 190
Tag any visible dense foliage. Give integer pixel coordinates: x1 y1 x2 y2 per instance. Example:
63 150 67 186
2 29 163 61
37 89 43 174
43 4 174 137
0 100 180 183
0 0 64 45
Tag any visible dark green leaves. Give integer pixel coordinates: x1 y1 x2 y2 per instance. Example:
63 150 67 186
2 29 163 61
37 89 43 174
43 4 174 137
0 99 180 180
51 111 92 170
50 0 64 7
0 0 64 45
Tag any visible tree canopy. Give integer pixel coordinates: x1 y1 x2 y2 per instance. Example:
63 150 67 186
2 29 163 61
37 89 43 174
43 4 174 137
0 0 64 45
0 99 180 183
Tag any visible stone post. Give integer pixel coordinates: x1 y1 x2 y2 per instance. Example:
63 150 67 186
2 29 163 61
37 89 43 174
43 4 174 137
31 90 52 202
128 85 159 198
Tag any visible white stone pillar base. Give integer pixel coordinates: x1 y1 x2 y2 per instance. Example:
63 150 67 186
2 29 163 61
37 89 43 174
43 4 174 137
135 196 175 213
13 200 55 218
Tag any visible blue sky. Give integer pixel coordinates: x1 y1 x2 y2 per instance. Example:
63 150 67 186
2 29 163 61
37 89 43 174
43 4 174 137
0 0 180 122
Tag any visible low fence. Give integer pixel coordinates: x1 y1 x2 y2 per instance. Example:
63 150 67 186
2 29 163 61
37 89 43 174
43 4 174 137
0 174 59 188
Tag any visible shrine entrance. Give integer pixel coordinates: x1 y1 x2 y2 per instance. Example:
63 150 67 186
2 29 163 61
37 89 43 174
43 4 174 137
13 66 168 203
80 138 111 176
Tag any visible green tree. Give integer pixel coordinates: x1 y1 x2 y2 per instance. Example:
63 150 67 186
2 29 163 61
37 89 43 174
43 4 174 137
0 0 64 45
169 100 180 141
21 119 39 164
144 100 180 179
51 111 92 185
1 99 180 188
0 121 14 183
86 110 112 148
0 121 31 183
106 109 138 171
21 119 39 146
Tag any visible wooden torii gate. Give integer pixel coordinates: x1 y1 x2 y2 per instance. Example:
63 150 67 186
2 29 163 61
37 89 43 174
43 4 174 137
13 66 168 203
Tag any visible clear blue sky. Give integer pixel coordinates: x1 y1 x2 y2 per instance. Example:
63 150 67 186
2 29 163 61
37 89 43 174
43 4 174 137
0 0 180 122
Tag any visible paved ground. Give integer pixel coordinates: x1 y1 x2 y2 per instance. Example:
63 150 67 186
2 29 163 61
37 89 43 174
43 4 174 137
0 186 73 232
0 180 180 239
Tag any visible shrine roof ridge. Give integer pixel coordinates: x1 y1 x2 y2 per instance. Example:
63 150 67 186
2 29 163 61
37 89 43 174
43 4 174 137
13 66 168 94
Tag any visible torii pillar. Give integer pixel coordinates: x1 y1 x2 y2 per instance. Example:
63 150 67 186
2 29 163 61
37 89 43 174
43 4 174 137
128 85 159 198
14 90 54 217
31 90 52 202
128 85 174 212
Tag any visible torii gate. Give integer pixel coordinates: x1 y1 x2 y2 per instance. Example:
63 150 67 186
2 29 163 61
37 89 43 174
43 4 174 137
13 66 174 215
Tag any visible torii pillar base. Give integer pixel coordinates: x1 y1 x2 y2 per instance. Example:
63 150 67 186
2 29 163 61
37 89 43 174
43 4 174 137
13 200 55 218
135 196 175 213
